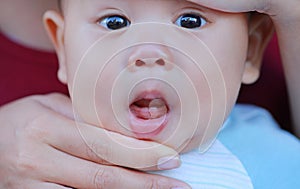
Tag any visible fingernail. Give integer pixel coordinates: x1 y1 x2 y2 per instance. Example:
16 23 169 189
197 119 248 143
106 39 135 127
157 156 180 170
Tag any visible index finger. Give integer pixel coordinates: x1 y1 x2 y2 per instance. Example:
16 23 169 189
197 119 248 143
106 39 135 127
44 146 190 189
187 0 264 13
40 109 180 171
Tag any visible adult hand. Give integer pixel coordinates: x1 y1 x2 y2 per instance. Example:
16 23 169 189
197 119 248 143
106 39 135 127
187 0 300 20
0 93 190 189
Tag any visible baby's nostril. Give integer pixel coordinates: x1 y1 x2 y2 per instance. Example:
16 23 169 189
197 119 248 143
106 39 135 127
135 58 165 67
156 59 165 66
135 59 145 67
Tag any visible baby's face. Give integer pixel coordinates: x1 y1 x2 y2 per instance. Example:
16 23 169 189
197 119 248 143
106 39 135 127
57 0 249 153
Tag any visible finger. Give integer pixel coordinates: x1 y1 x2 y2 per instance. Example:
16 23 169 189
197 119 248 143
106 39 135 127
187 0 264 13
33 92 180 170
39 108 180 170
43 148 190 189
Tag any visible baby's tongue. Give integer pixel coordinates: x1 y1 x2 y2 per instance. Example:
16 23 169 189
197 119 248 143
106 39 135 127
130 98 167 120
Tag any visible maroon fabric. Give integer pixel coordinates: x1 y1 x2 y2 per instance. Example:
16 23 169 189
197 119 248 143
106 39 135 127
0 31 292 132
238 34 291 131
0 32 68 106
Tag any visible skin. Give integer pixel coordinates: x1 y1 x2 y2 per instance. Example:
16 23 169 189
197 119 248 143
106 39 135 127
44 0 272 187
46 0 270 153
0 0 298 188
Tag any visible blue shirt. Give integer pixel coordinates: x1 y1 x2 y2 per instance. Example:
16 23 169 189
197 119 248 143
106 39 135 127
219 104 300 188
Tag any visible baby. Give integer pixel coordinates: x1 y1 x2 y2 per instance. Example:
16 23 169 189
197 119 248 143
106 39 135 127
44 0 300 188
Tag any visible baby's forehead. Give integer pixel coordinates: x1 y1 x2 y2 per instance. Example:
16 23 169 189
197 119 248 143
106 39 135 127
61 0 213 13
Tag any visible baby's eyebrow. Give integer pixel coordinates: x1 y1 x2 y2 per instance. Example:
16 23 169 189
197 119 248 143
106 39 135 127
178 0 216 13
185 0 206 7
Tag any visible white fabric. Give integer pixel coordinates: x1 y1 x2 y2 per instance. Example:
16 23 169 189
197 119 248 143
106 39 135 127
153 140 253 189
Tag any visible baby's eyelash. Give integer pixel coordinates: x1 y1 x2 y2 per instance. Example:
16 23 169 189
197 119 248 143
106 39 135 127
97 14 131 30
174 12 208 29
96 11 209 31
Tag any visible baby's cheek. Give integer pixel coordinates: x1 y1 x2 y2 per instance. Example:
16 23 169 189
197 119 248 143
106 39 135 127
179 132 205 154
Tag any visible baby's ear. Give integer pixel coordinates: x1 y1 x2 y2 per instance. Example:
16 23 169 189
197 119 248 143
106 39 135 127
242 13 274 84
43 10 67 84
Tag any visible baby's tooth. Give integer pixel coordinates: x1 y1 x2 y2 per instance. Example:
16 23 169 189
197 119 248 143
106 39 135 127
149 105 167 119
149 99 165 108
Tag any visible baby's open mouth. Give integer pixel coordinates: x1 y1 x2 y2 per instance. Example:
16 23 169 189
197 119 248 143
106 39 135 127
130 98 168 120
129 93 169 138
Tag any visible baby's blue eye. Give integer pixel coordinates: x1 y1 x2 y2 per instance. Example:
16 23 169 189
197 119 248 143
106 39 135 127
99 15 130 30
175 14 207 29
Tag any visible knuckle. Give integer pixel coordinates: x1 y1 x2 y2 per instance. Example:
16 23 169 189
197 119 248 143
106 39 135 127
144 177 170 189
21 113 49 141
92 167 120 189
12 115 48 175
15 149 38 175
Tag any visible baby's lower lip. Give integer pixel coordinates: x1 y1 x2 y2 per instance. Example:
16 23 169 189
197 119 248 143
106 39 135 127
129 93 169 139
129 112 168 139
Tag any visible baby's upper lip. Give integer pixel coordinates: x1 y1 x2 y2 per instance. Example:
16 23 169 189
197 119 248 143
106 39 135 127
130 90 166 104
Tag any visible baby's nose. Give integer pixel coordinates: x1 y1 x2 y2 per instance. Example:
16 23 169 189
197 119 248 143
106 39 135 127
128 44 173 70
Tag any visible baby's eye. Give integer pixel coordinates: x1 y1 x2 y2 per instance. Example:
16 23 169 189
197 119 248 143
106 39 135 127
175 14 207 29
99 15 130 30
